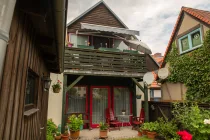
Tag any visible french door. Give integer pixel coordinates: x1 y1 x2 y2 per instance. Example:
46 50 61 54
90 86 111 128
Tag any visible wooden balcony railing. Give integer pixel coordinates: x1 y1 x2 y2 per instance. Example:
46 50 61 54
64 47 147 78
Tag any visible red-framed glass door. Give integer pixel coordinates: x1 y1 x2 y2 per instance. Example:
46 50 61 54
90 86 111 128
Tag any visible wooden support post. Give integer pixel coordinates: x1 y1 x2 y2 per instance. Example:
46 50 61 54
144 83 149 122
131 78 149 122
61 75 84 133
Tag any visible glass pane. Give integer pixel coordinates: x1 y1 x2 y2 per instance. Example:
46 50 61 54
67 87 86 113
92 88 108 124
70 34 77 47
25 72 36 104
77 35 88 46
181 37 189 51
191 31 201 47
114 88 130 115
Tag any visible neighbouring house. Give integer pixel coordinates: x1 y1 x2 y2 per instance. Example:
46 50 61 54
160 7 210 101
0 0 67 139
47 0 159 130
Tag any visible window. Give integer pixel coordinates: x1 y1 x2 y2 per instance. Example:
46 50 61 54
178 28 203 54
69 34 89 47
150 89 161 101
67 86 87 113
25 70 38 110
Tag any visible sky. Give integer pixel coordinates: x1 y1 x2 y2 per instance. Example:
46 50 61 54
67 0 210 55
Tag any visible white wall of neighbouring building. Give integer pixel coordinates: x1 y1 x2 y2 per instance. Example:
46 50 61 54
47 73 63 126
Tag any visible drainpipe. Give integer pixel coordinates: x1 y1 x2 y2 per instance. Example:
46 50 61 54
52 0 67 73
0 0 16 89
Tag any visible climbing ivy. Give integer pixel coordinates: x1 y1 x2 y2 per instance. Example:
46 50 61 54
166 30 210 103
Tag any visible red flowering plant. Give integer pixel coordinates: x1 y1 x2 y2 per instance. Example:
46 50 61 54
177 130 192 140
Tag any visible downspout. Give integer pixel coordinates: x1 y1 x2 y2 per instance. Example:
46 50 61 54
52 0 67 73
0 0 16 89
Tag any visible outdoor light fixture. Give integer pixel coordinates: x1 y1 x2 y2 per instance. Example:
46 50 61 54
42 76 52 91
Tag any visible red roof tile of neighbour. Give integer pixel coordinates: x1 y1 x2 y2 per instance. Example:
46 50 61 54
160 7 210 68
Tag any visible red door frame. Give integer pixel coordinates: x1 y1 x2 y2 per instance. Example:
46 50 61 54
112 86 133 125
90 86 111 128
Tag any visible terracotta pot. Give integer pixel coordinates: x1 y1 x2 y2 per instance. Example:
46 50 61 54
70 130 80 139
142 130 148 135
147 131 157 139
61 134 69 140
54 135 61 140
138 131 143 137
100 130 108 138
53 88 60 93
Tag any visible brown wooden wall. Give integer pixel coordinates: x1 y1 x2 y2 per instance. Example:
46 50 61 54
0 6 49 140
68 3 126 32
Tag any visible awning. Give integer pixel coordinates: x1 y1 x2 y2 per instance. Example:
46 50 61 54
123 39 152 54
81 23 139 36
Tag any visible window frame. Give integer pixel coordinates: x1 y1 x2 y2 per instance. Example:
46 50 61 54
178 28 203 54
24 69 39 111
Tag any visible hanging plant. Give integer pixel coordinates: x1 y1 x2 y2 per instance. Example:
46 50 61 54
52 80 62 93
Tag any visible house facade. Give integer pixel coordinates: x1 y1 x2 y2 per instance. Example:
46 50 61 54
0 0 67 139
48 0 159 130
161 7 210 101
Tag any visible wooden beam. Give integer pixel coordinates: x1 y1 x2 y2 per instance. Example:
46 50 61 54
131 78 144 93
65 76 84 92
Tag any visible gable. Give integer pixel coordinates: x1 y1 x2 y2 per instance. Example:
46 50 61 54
68 3 127 32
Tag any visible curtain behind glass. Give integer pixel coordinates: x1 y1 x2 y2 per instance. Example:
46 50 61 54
92 88 108 124
67 87 86 113
114 88 130 115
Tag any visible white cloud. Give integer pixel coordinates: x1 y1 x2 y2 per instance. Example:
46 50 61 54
67 0 210 54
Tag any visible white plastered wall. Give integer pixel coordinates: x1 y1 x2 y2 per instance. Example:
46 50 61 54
136 82 150 117
47 73 63 125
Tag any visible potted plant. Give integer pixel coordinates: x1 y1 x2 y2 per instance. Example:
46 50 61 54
54 131 61 140
141 123 149 135
138 128 143 137
47 119 57 139
61 130 69 140
52 80 62 93
99 122 109 138
146 122 159 139
68 114 83 139
121 109 126 115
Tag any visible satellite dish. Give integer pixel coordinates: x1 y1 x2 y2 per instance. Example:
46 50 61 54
158 68 169 79
143 72 155 85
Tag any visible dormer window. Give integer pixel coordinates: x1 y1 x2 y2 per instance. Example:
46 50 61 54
178 28 203 54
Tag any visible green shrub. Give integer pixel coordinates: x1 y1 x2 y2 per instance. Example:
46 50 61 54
46 119 57 140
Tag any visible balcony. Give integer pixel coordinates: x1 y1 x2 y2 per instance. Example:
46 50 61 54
64 47 147 78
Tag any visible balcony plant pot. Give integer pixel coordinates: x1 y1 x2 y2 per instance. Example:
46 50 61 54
53 87 60 93
147 131 157 139
61 134 69 140
54 135 61 140
99 130 108 138
70 130 80 139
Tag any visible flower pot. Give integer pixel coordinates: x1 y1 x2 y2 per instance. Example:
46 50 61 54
142 130 148 135
53 88 60 93
136 95 142 99
61 134 69 140
100 130 108 138
70 130 80 139
122 112 125 115
138 131 143 137
147 131 157 139
54 135 61 140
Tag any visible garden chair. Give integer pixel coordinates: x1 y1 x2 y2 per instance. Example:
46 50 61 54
132 108 145 130
105 108 121 131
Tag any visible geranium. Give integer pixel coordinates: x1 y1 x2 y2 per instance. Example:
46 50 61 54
177 130 192 140
52 80 62 89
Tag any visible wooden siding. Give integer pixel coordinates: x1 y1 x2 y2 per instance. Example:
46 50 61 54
68 3 126 32
64 47 146 78
0 7 49 140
